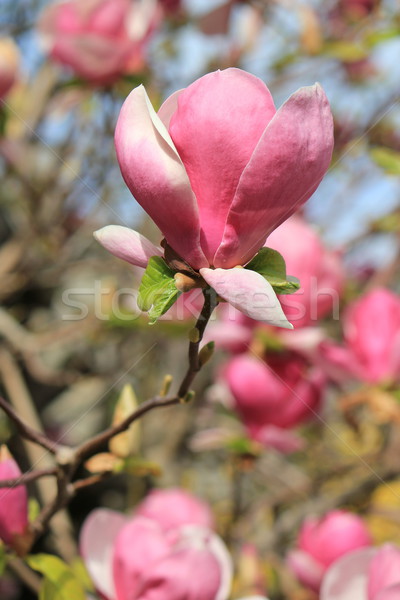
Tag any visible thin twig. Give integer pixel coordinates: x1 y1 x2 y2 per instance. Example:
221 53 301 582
0 396 59 455
0 467 58 488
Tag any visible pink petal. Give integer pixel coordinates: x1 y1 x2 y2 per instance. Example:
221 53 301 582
89 0 130 35
93 225 162 268
51 34 131 84
0 458 28 547
320 547 375 600
287 549 324 592
202 320 253 353
367 544 400 600
255 426 304 454
375 584 400 600
214 84 333 268
135 488 214 532
200 267 293 329
115 85 207 269
112 516 170 600
169 68 276 263
158 89 184 129
80 508 127 600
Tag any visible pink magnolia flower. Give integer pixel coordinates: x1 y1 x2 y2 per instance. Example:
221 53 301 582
95 68 333 327
134 487 214 531
321 544 400 600
38 0 160 84
0 446 28 549
288 510 372 592
321 288 400 385
224 352 324 452
0 38 19 100
80 508 232 600
267 216 344 328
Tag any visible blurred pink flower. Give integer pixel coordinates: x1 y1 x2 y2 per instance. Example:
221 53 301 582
0 447 28 549
38 0 160 84
0 38 19 100
321 544 400 600
135 487 214 532
95 68 333 327
321 288 400 385
224 352 324 451
80 501 232 600
267 216 344 328
288 510 372 592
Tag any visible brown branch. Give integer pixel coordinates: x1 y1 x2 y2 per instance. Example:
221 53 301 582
0 396 59 455
0 467 58 488
76 289 217 461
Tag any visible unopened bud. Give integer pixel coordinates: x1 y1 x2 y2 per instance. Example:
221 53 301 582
180 390 195 404
198 341 215 366
174 272 198 293
189 327 200 343
160 374 173 397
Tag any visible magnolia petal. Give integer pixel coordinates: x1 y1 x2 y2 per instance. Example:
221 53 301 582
158 88 184 129
200 267 293 329
80 508 127 600
214 83 333 268
94 225 162 268
115 85 207 269
169 68 276 263
320 547 376 600
376 585 400 600
287 549 324 592
177 526 233 600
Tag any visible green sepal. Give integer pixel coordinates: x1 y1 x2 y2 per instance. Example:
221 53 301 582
26 554 86 600
245 247 300 295
137 256 181 324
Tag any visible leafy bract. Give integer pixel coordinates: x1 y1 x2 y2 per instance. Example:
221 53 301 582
137 256 181 324
245 247 300 294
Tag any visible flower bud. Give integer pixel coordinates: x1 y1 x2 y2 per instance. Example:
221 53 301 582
0 446 28 550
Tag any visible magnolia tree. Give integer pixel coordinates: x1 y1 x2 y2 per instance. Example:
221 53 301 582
1 0 400 599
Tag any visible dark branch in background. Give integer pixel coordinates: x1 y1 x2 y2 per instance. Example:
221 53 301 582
0 396 59 454
0 289 218 552
0 467 58 488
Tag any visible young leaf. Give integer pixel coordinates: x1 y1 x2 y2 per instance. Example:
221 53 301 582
245 247 300 295
27 554 86 600
137 256 181 324
109 384 140 458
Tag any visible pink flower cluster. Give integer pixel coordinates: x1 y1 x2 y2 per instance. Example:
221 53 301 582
95 67 334 327
80 488 263 600
38 0 161 85
287 510 372 591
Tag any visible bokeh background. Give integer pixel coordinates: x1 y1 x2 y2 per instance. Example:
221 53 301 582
1 1 400 599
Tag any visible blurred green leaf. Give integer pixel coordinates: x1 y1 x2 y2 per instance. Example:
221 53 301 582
28 498 40 523
0 544 6 577
27 554 86 600
322 41 367 62
365 28 400 47
246 247 300 294
137 256 181 324
70 557 95 592
370 146 400 174
114 456 162 477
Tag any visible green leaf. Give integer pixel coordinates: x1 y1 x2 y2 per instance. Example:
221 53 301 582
27 554 86 600
28 498 40 523
137 256 181 324
114 456 162 477
370 146 400 175
322 41 368 62
0 543 6 577
245 247 300 295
